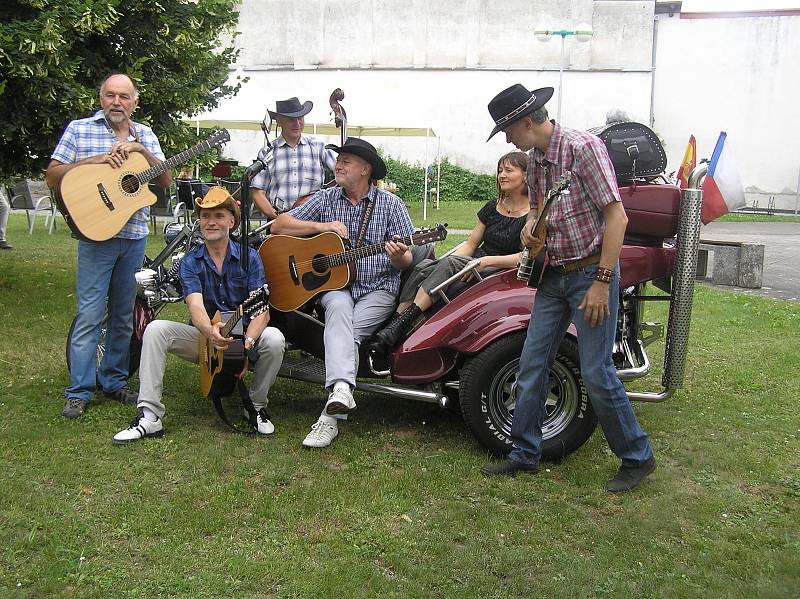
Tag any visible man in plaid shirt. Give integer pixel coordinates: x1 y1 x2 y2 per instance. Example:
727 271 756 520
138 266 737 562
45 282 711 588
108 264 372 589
480 84 656 493
250 97 337 219
46 73 171 419
272 137 414 448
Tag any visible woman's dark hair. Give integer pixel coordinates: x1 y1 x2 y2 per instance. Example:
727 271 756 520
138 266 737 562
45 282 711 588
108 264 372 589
496 151 529 199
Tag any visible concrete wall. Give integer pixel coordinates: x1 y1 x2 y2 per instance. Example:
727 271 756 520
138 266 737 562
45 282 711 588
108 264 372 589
653 12 800 211
207 1 800 210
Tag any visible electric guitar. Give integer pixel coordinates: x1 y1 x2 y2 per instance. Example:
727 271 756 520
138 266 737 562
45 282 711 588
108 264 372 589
56 129 230 241
517 172 572 287
259 224 448 312
198 285 270 398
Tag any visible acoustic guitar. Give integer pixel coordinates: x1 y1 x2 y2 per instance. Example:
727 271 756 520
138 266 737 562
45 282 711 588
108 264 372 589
259 224 448 312
198 285 270 398
517 172 572 287
56 129 230 241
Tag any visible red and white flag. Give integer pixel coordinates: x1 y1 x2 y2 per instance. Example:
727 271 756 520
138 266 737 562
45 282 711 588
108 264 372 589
676 135 696 189
701 132 746 224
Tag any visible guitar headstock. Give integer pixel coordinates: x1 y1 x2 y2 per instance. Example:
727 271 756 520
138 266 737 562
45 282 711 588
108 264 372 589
208 129 231 148
411 223 448 245
242 284 270 318
548 171 572 199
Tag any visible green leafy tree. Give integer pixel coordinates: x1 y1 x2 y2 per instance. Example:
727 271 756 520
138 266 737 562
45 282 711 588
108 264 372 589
0 0 242 182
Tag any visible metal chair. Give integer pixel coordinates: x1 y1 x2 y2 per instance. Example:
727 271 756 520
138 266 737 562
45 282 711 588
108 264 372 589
7 180 57 234
175 178 206 223
147 183 180 233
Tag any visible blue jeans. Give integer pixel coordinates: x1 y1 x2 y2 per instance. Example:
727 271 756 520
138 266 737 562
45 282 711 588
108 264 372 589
508 263 653 467
66 237 146 401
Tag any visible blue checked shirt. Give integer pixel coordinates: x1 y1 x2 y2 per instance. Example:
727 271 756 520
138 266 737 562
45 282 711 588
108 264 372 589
251 135 337 212
180 241 267 328
288 185 414 300
51 110 166 239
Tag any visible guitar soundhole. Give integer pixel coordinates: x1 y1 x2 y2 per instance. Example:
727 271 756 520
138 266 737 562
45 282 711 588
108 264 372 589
311 254 329 274
120 174 140 195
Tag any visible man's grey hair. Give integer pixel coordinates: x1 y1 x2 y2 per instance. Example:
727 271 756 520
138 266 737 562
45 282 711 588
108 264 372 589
605 109 630 124
530 107 549 124
99 73 139 100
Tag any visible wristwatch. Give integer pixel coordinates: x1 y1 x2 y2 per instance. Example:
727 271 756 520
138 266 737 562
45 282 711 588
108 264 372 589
244 336 256 349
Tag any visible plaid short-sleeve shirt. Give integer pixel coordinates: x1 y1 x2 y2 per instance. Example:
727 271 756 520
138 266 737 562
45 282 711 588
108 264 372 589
51 110 166 239
251 135 337 212
528 121 621 266
288 185 414 300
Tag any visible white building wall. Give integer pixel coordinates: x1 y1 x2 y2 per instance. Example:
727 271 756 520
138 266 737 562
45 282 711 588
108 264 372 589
653 12 800 210
209 2 800 209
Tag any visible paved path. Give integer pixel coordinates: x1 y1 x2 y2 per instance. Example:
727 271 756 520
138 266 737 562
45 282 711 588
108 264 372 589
700 221 800 303
449 221 800 303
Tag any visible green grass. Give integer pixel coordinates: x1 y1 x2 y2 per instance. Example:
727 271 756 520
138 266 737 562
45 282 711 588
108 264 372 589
717 212 800 223
1 214 799 598
406 200 484 231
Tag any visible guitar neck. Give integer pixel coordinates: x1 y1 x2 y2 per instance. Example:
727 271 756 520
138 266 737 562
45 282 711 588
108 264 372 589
137 138 220 184
328 233 418 267
220 305 245 338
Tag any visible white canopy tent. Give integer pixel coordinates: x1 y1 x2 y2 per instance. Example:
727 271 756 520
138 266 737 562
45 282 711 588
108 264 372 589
184 117 441 220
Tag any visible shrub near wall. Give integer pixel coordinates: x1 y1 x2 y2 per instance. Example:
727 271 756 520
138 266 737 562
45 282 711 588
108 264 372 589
383 155 497 203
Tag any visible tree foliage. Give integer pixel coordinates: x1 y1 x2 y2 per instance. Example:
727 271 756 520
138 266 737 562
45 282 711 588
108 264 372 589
384 154 497 203
0 0 242 182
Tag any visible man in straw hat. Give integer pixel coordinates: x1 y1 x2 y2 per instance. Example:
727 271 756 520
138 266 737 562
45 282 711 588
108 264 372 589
250 96 337 219
480 84 656 493
112 187 285 443
272 137 414 448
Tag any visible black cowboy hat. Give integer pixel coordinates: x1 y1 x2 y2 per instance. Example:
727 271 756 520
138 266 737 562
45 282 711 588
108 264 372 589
486 84 554 141
268 97 313 119
326 137 387 180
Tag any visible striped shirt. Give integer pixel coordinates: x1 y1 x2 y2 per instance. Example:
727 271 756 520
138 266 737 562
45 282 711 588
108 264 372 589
251 135 337 212
51 110 166 239
288 185 414 300
527 121 621 266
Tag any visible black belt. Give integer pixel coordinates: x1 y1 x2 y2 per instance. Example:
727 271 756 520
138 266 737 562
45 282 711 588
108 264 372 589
549 253 601 273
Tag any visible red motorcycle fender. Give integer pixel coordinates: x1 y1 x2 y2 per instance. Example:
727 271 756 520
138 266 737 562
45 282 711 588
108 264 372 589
133 297 156 342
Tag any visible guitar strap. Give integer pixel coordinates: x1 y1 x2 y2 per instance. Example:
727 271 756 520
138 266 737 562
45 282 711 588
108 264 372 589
211 378 271 435
354 195 375 248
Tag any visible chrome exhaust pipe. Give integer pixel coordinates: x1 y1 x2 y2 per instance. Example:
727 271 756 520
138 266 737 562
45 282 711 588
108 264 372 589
628 164 706 402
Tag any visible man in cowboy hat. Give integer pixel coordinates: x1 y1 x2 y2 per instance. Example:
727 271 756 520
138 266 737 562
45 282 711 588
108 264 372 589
250 97 337 219
480 84 656 493
272 137 414 448
112 187 286 443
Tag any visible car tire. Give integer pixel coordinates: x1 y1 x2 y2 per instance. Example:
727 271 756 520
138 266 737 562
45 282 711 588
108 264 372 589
459 333 597 459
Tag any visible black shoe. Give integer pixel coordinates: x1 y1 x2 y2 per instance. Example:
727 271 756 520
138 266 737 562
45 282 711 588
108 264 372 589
0 240 12 250
481 459 540 476
62 397 88 419
368 304 423 356
607 456 656 493
104 385 139 406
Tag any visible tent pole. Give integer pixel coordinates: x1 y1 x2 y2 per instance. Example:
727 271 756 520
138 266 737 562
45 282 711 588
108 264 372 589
436 135 441 210
423 127 429 222
195 119 200 179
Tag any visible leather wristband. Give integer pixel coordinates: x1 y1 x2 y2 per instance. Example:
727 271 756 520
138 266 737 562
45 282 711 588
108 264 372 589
595 267 613 283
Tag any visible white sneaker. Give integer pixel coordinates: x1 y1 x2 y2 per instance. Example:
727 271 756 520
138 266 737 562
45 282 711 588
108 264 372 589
246 408 275 436
113 413 164 444
302 417 338 448
325 387 356 415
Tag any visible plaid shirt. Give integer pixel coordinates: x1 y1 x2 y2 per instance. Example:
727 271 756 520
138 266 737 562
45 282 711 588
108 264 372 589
51 110 166 239
288 185 414 300
528 122 621 266
180 241 266 329
251 135 337 212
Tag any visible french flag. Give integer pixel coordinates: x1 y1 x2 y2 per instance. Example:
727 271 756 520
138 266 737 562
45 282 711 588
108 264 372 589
701 132 746 224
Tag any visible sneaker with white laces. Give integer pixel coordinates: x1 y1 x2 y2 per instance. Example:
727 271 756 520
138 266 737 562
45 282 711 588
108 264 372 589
324 387 356 416
302 417 338 448
245 408 275 436
112 412 164 444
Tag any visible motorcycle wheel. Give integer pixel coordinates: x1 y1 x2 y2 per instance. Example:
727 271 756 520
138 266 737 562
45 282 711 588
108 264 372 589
66 312 143 378
459 333 597 459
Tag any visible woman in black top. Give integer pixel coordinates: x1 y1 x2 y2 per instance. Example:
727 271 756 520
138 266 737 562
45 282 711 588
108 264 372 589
369 151 529 355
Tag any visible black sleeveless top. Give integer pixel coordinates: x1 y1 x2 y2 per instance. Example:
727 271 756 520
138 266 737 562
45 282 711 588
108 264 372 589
475 199 528 258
